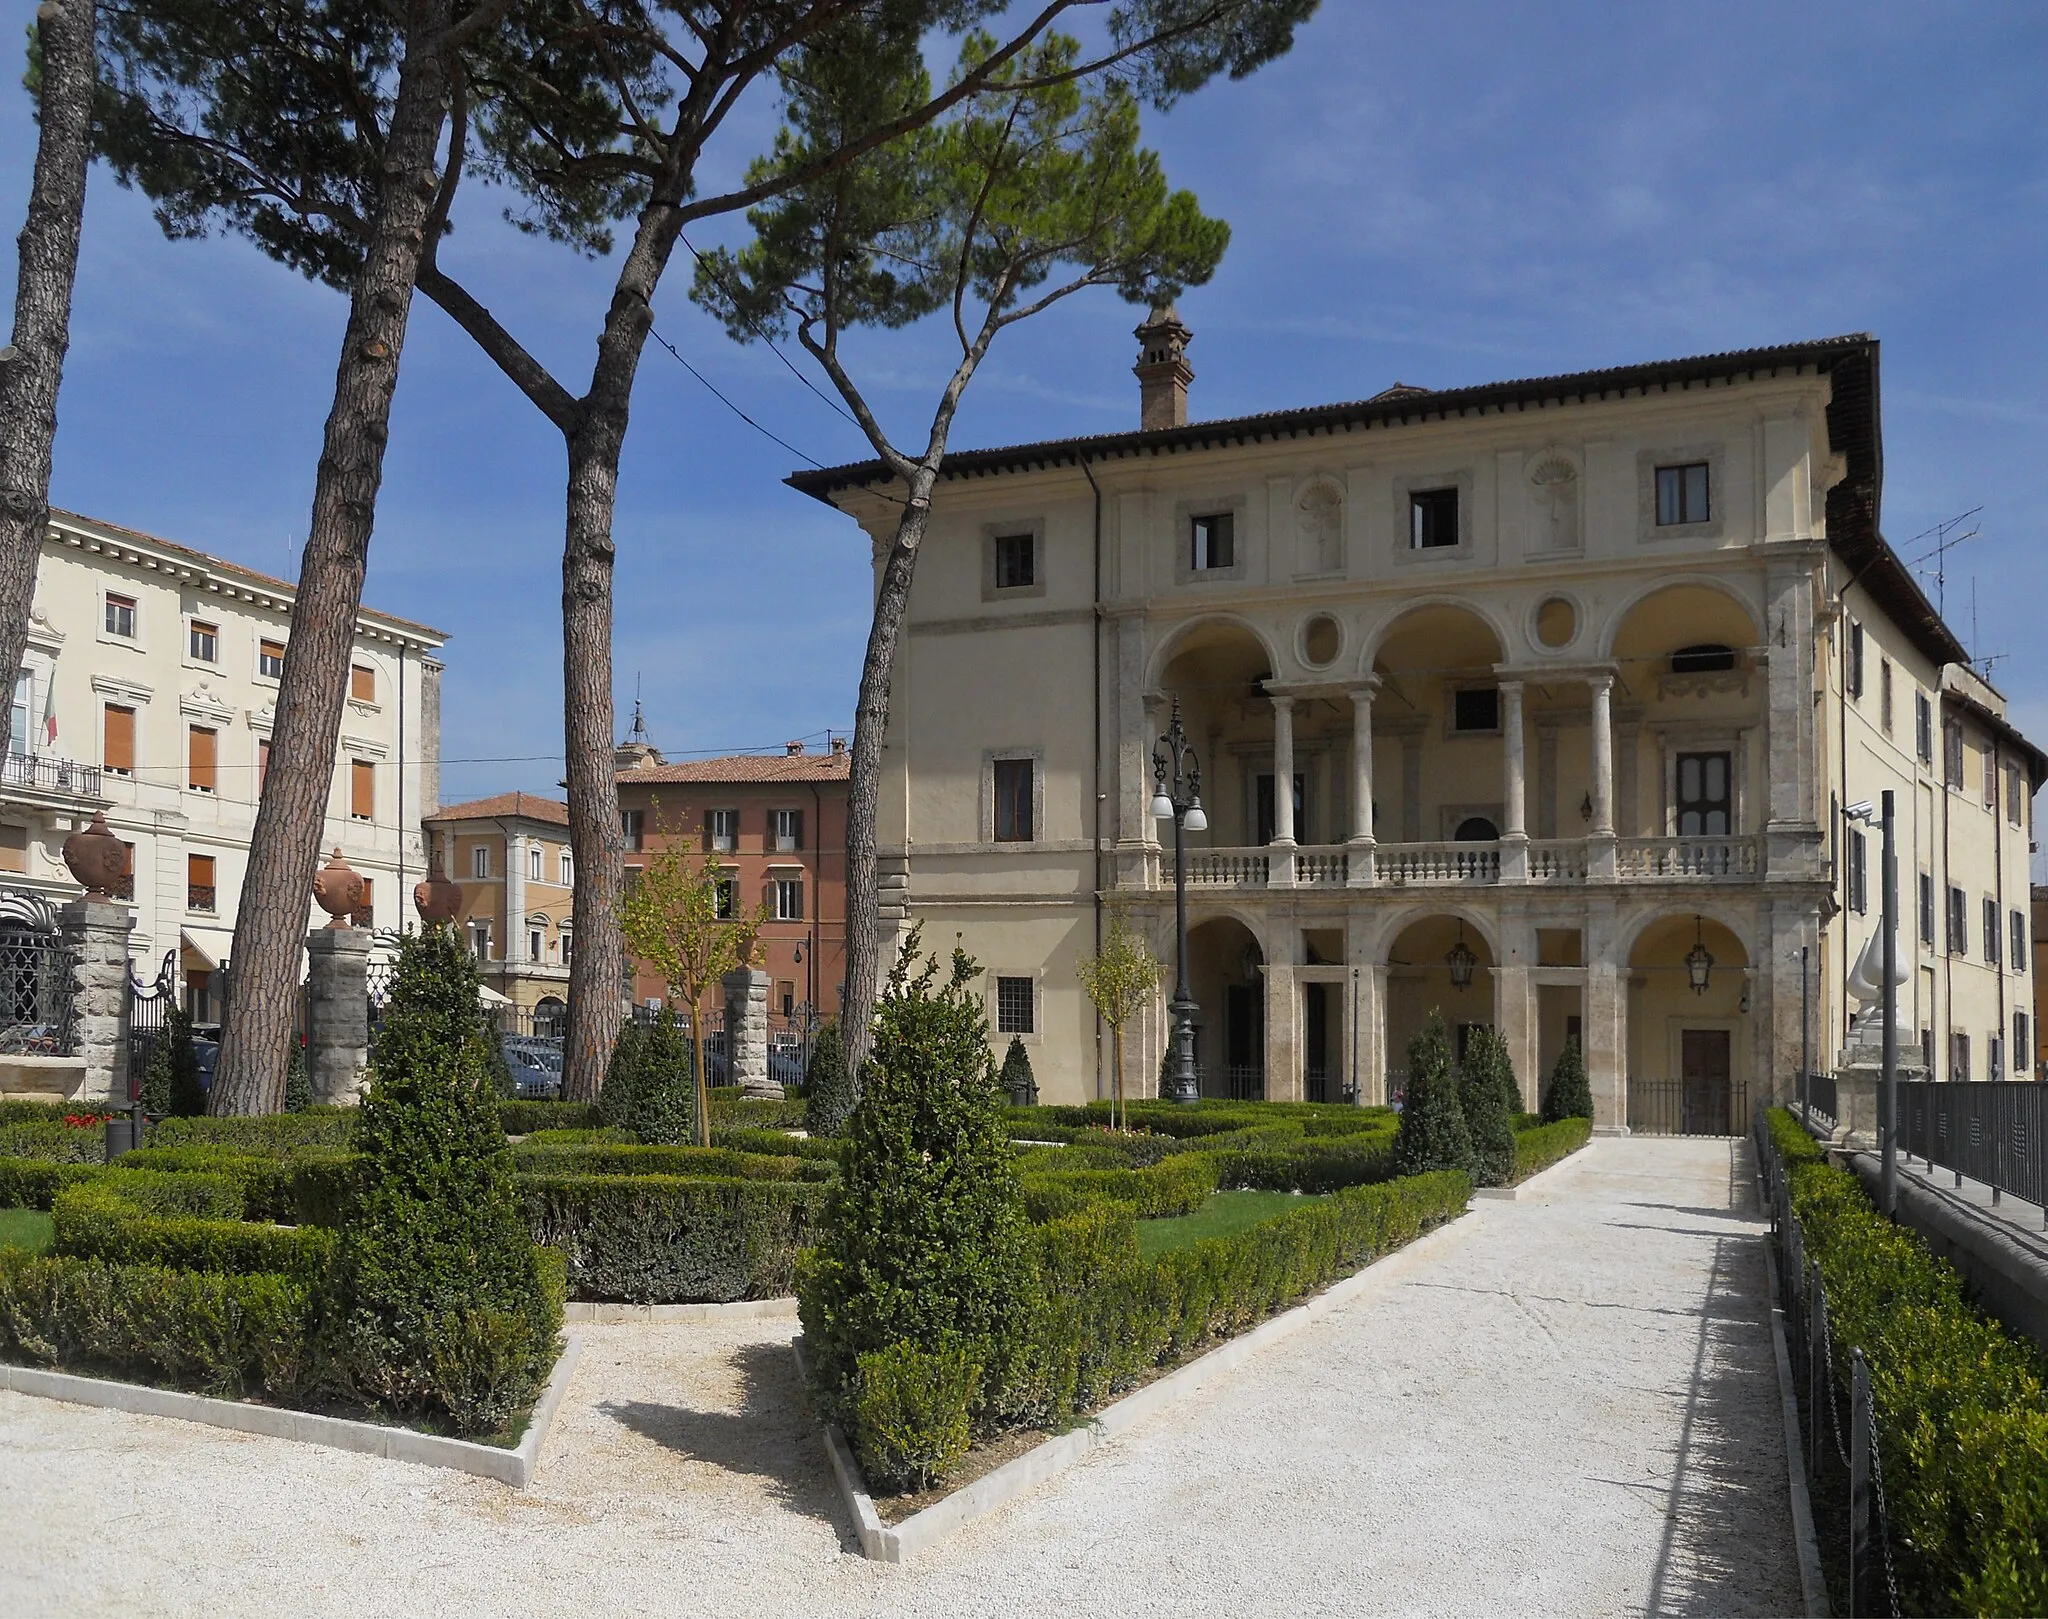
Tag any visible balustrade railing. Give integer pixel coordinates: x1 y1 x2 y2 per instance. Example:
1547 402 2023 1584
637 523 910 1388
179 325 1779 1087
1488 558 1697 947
1290 847 1349 886
1149 835 1762 891
1377 841 1500 883
1615 834 1757 879
1184 848 1269 887
1525 840 1587 881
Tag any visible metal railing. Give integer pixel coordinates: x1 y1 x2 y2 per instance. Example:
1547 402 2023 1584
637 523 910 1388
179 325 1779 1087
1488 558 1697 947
1803 1068 1839 1129
1216 1063 1263 1101
0 752 102 798
0 925 74 1057
1755 1105 1902 1618
186 885 216 913
1626 1075 1750 1136
1897 1079 2048 1217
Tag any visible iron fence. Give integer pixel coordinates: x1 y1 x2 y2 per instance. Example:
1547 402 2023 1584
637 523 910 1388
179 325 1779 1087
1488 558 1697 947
1755 1104 1902 1617
1896 1079 2048 1218
1 752 101 796
125 950 179 1094
1218 1063 1264 1101
1626 1075 1750 1137
0 924 73 1057
1803 1068 1839 1129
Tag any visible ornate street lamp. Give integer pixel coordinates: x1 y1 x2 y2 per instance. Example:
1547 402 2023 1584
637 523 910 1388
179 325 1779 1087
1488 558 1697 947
1685 914 1714 995
1152 698 1208 1104
1445 922 1477 991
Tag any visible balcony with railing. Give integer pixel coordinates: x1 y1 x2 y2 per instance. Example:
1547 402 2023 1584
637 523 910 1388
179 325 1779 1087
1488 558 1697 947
1147 833 1765 893
0 751 106 805
187 884 217 913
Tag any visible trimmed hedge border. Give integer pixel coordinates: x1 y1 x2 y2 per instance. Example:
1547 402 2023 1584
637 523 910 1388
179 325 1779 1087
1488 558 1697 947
51 1182 332 1280
509 1142 831 1183
1511 1117 1591 1183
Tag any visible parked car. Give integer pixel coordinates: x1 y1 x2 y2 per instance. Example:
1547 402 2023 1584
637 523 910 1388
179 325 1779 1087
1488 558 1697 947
191 1038 219 1092
502 1036 564 1100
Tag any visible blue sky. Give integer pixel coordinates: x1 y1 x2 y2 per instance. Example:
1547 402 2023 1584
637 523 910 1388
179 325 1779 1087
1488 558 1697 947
4 0 2046 818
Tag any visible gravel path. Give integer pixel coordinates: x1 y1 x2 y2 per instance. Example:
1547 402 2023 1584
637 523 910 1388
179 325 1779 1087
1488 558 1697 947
0 1138 1801 1618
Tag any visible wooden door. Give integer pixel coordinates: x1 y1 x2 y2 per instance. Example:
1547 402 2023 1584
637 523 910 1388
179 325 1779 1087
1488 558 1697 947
1681 1028 1732 1135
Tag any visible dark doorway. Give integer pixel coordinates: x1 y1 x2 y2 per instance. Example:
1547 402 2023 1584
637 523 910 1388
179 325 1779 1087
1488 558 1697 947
1225 983 1264 1100
1681 1028 1732 1134
1303 982 1330 1102
1255 773 1307 846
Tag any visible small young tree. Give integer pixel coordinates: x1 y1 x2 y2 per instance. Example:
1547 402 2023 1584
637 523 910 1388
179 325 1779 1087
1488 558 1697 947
1542 1036 1594 1124
798 928 1030 1427
1076 913 1160 1131
1393 1015 1473 1178
140 1004 207 1118
803 1020 855 1137
618 817 769 1148
1458 1026 1517 1188
329 924 560 1434
998 1036 1037 1106
282 1040 314 1114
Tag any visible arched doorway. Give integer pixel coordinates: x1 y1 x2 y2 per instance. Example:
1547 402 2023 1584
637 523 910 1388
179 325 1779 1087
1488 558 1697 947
1383 913 1495 1098
1186 915 1264 1099
1626 912 1750 1134
1155 620 1299 850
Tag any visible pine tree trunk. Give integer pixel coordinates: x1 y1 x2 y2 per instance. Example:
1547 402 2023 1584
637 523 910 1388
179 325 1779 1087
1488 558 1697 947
840 496 931 1077
210 6 453 1115
0 0 95 759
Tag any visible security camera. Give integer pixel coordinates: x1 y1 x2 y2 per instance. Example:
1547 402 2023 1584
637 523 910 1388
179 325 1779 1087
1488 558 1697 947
1844 801 1874 821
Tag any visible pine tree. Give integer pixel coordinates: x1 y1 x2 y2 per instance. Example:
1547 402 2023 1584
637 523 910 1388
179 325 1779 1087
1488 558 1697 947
1542 1036 1594 1123
328 924 561 1434
803 1020 856 1137
1458 1026 1517 1187
999 1036 1037 1106
1393 1014 1473 1177
798 932 1031 1424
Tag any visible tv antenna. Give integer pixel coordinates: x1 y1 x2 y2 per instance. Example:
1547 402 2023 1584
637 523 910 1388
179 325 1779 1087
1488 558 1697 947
1970 580 2009 675
1901 506 1982 621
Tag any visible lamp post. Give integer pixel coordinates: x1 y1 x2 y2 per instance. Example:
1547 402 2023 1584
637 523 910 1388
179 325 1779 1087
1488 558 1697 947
1152 698 1208 1104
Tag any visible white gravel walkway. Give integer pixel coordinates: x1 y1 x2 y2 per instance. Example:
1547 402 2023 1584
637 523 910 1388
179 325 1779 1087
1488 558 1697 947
0 1137 1801 1618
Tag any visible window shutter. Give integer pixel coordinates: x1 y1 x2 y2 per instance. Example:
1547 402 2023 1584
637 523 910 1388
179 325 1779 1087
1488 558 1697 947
188 726 217 792
103 705 135 773
350 664 375 702
351 759 374 819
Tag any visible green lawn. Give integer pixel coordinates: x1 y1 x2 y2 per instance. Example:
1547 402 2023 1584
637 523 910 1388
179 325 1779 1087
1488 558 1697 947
1136 1190 1328 1256
0 1208 53 1255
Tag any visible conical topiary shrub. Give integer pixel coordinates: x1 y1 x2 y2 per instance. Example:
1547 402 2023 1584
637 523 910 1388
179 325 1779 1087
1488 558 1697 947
141 1004 207 1117
803 1020 856 1137
283 1040 315 1113
1393 1014 1473 1177
1458 1026 1517 1187
601 1019 648 1130
1542 1035 1594 1123
798 932 1031 1432
634 1009 694 1145
999 1036 1038 1106
328 924 562 1435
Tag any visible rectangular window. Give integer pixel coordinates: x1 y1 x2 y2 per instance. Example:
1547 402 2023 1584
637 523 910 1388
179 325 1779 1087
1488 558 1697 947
1990 1034 2006 1082
775 877 804 921
472 844 491 880
257 738 271 791
561 932 573 966
349 759 374 820
349 664 375 703
1944 721 1964 789
620 808 644 852
105 594 136 638
1846 621 1864 698
258 639 285 680
187 725 217 793
1451 686 1500 734
1984 747 1997 807
2008 762 2025 825
1675 751 1733 836
529 928 543 962
1879 659 1892 733
1951 1031 1971 1083
1919 872 1935 947
102 704 135 775
2014 909 2028 973
1846 828 1867 915
993 532 1035 589
993 757 1034 842
189 621 218 663
115 840 134 901
560 850 573 886
1190 511 1235 571
1916 693 1933 764
0 822 24 874
527 845 542 881
1255 774 1308 847
1948 885 1968 956
1409 487 1459 549
1985 897 2001 965
714 876 736 920
470 920 493 961
187 853 215 913
996 976 1035 1035
772 808 803 852
1654 461 1710 525
707 807 738 853
9 669 28 757
2017 1013 2032 1075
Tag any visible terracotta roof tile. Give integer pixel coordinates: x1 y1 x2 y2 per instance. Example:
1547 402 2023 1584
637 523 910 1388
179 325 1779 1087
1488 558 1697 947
425 791 569 827
615 753 850 786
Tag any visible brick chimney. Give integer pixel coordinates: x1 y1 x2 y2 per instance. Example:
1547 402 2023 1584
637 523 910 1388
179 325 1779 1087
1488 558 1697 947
1133 303 1192 430
830 735 847 757
785 739 805 756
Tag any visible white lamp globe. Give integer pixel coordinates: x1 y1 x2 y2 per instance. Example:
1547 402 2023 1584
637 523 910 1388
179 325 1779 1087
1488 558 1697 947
1184 801 1208 833
1150 791 1174 819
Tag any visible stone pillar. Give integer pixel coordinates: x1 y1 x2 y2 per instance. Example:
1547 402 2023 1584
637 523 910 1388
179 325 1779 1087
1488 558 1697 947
1494 911 1538 1109
305 926 372 1105
505 831 527 964
1270 696 1296 846
722 965 777 1097
1588 675 1614 836
1585 960 1627 1133
1347 681 1378 887
1500 681 1527 839
1263 962 1300 1102
60 899 135 1105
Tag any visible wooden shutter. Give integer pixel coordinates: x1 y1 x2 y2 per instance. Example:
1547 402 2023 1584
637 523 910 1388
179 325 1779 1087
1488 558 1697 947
188 725 217 792
354 876 373 925
188 853 215 885
103 704 135 773
257 738 270 790
350 664 375 701
350 759 374 819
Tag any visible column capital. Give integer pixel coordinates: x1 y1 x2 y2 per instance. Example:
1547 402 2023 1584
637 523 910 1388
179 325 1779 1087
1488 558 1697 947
1268 691 1296 712
1346 674 1383 698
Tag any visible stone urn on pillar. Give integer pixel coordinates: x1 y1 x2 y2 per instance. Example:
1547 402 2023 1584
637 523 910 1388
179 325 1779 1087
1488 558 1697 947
62 810 128 899
311 847 365 929
413 847 462 925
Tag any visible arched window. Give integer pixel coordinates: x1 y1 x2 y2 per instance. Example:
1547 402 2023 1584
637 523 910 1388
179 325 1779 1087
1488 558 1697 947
1670 643 1737 674
1453 816 1499 842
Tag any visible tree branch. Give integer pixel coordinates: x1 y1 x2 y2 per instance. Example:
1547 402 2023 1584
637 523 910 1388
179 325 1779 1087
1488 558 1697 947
415 261 581 432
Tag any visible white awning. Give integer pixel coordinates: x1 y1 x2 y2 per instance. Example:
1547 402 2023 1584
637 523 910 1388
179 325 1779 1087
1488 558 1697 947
180 927 236 970
476 984 514 1007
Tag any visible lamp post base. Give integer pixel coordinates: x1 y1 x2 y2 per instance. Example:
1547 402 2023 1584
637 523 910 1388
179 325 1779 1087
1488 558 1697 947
1165 992 1201 1105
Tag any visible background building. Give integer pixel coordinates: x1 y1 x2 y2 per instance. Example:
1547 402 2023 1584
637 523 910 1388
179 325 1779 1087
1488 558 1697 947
792 324 2043 1121
0 509 444 1017
422 792 575 1030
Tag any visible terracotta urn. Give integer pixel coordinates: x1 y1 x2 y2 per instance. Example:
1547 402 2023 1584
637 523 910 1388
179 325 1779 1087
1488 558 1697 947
312 846 365 928
62 809 127 899
413 847 462 925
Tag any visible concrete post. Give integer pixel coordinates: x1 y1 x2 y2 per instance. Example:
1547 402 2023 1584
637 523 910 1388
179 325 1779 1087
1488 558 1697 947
60 898 135 1105
305 927 372 1104
722 965 777 1097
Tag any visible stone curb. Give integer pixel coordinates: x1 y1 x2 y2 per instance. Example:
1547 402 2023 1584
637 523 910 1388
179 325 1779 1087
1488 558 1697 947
1761 1242 1831 1617
564 1297 797 1324
798 1211 1475 1563
0 1331 583 1489
1474 1137 1594 1201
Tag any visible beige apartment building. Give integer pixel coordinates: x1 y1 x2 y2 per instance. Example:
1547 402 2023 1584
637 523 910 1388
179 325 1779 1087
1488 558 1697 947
791 323 2042 1124
0 510 444 1017
422 793 575 1028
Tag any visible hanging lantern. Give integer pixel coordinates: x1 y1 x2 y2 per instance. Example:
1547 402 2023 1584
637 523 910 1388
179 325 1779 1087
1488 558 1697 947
1685 915 1714 995
1445 922 1477 991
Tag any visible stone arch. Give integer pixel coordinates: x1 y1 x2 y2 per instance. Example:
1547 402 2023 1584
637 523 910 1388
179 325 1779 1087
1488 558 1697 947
1380 909 1499 1083
1186 914 1267 1099
1368 902 1502 966
1145 612 1284 692
1615 903 1754 968
1599 576 1763 663
1358 596 1512 677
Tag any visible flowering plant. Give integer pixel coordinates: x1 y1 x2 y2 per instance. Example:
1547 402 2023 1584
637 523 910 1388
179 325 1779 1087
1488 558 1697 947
61 1111 113 1128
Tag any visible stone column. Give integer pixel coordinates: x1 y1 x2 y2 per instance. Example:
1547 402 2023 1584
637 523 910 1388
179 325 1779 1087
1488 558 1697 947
1585 960 1627 1133
722 965 777 1097
60 899 135 1106
1588 675 1614 836
1347 681 1378 887
505 831 527 965
1500 680 1529 883
1493 911 1538 1108
1270 696 1296 846
305 926 372 1104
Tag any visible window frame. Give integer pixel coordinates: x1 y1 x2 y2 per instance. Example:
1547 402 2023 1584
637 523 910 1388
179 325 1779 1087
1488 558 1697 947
257 638 286 682
771 807 803 852
186 852 216 914
186 724 218 795
349 758 375 821
2013 908 2028 973
1846 827 1867 915
991 755 1036 843
1189 510 1236 572
1674 750 1736 838
993 531 1036 591
1950 1030 1971 1083
1984 896 2001 966
1408 486 1460 551
1654 461 1712 527
472 844 491 880
1879 658 1892 733
103 592 138 642
102 702 137 776
527 845 543 881
350 663 377 704
187 619 220 665
1636 446 1724 541
1915 693 1934 764
620 807 644 853
1948 885 1968 956
774 875 804 922
706 806 738 853
994 974 1036 1036
1918 872 1935 948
